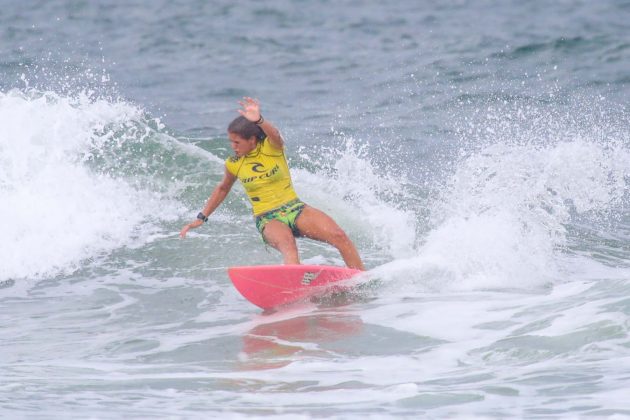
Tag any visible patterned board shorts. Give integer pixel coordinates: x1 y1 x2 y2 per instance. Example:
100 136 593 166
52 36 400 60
255 199 306 238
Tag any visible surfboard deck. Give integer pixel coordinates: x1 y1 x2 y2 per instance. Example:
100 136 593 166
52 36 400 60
227 264 362 309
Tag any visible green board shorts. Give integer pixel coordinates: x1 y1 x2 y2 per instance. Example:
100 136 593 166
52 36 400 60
255 199 306 240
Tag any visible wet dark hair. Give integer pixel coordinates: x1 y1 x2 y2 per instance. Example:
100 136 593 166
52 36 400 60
227 116 266 142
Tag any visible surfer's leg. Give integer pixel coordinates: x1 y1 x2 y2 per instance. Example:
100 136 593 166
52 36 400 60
262 220 300 265
295 206 365 270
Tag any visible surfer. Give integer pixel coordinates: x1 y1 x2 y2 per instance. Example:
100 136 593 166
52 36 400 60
180 97 365 270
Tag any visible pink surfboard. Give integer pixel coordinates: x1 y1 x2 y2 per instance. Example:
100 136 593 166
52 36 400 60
227 265 362 309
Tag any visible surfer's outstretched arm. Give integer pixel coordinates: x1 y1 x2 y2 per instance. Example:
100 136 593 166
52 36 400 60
180 169 237 238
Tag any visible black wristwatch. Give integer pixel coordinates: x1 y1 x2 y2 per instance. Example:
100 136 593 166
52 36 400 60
197 212 208 222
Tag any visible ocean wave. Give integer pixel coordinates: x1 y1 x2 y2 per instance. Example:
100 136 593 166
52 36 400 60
374 99 630 290
0 89 186 281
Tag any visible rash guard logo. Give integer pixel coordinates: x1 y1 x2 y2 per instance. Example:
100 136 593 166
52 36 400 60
241 163 280 184
248 162 265 173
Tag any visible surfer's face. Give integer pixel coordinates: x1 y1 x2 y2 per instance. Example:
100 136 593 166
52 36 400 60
228 132 257 157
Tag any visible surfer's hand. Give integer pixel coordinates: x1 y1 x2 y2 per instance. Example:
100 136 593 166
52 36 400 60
237 97 261 122
179 221 202 238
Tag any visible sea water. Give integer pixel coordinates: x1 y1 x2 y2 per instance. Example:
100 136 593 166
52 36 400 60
1 1 629 418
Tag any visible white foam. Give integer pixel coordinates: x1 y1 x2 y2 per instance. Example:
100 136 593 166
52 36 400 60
292 138 417 259
0 89 183 281
377 134 630 291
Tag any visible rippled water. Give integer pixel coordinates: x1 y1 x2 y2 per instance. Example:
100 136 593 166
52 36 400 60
1 1 629 418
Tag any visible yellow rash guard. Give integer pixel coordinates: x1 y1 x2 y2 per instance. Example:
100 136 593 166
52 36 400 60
225 137 298 215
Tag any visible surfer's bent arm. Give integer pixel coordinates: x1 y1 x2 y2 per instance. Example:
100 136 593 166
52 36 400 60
179 169 237 238
258 118 284 149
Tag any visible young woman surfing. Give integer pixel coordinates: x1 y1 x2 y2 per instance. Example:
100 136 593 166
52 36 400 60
180 98 365 271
